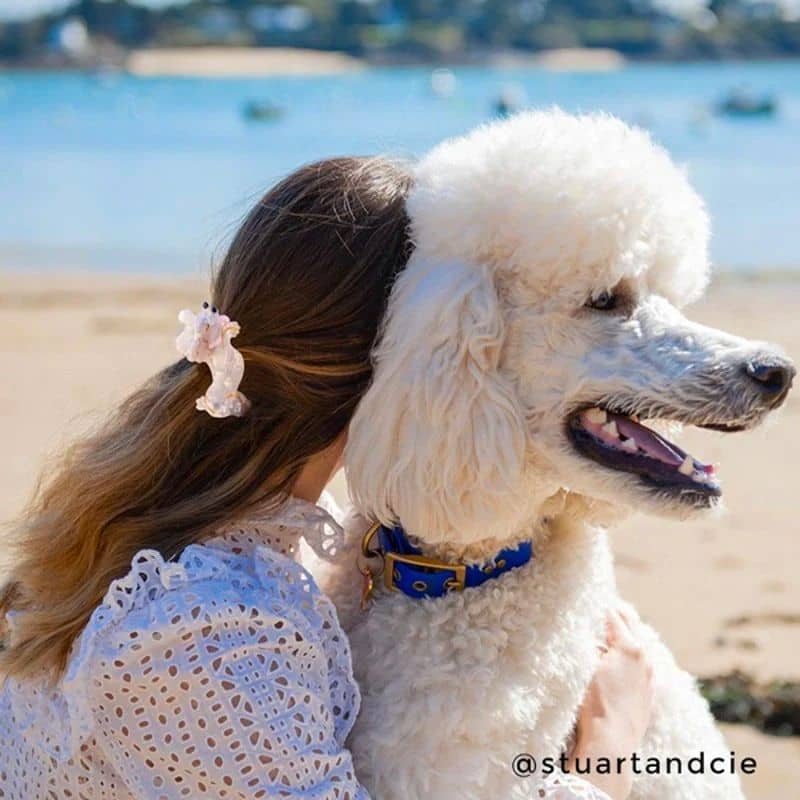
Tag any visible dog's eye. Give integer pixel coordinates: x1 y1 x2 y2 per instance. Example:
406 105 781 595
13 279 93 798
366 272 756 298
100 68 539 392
585 291 618 311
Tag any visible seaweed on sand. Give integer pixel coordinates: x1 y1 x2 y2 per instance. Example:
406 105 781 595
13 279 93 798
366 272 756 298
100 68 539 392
700 671 800 737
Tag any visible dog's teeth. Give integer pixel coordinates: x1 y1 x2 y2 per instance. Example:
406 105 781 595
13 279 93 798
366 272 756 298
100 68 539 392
698 470 716 484
621 436 638 452
601 421 619 438
586 408 607 425
678 456 694 476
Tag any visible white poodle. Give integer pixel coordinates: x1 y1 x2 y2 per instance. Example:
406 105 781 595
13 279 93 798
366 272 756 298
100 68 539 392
327 110 795 800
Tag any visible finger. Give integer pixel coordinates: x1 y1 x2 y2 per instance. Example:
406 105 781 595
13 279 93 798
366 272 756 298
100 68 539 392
607 608 642 653
616 604 637 630
605 608 625 646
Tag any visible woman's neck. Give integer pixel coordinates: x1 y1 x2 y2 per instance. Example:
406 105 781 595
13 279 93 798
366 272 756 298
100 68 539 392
291 434 346 504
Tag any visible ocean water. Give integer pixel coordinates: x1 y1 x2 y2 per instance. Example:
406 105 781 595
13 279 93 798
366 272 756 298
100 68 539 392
1 61 799 274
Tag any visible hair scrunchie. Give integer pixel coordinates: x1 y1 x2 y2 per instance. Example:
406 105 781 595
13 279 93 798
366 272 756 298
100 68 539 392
175 302 250 419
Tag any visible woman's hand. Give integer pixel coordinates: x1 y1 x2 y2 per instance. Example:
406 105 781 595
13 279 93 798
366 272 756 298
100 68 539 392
568 606 655 800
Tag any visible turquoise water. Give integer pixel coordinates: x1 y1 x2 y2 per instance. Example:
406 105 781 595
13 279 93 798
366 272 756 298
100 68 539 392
2 61 799 273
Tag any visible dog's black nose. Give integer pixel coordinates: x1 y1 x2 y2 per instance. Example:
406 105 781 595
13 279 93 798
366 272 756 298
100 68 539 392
744 358 795 408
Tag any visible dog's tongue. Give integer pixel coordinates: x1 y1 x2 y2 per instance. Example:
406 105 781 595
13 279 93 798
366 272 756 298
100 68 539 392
580 409 715 476
615 415 685 467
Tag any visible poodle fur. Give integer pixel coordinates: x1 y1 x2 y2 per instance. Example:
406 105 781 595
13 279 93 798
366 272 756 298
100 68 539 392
323 110 793 800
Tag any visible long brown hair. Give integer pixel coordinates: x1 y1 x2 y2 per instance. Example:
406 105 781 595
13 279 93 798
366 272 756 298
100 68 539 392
0 157 413 680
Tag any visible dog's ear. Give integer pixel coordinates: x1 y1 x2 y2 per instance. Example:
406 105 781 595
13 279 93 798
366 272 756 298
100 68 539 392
345 257 528 545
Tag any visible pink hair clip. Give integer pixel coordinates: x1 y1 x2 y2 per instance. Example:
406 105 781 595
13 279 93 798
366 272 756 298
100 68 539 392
175 302 250 419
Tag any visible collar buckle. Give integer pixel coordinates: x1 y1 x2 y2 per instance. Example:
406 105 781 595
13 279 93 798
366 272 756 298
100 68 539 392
384 551 467 594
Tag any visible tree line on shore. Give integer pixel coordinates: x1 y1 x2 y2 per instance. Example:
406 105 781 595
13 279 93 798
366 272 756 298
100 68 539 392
2 0 800 66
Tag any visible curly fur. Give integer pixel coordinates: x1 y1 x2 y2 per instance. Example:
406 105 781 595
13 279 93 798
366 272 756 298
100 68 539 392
327 110 794 800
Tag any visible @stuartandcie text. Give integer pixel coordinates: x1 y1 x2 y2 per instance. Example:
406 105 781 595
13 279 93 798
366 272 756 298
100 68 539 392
511 751 757 778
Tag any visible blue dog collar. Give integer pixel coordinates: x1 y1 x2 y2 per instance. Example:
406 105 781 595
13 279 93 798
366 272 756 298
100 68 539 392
372 524 533 600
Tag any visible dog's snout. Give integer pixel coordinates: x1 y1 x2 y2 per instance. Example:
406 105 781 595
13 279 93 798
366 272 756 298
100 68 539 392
744 357 795 408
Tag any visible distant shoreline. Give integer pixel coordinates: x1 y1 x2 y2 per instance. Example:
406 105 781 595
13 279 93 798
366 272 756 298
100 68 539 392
6 47 800 77
4 46 628 78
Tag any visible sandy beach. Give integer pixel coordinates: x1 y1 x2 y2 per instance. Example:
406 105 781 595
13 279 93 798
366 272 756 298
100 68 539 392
1 270 798 796
123 45 624 78
126 47 364 77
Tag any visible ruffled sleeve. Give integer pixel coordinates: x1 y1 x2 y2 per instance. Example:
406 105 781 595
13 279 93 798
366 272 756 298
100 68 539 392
63 546 369 799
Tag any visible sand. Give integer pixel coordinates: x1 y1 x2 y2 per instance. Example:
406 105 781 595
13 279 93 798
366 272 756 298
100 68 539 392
1 270 798 796
126 47 365 77
486 47 626 71
534 47 627 71
124 46 622 78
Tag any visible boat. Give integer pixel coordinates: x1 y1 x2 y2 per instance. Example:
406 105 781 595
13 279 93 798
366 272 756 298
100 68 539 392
242 100 284 123
493 85 526 119
716 90 777 119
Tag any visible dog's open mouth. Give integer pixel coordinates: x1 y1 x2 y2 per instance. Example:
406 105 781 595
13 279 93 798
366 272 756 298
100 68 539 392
567 407 723 505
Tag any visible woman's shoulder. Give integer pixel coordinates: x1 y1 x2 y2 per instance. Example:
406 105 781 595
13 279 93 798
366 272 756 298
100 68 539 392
78 541 330 654
62 541 338 699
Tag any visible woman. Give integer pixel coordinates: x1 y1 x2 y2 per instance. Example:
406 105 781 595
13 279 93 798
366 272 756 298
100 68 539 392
0 157 652 799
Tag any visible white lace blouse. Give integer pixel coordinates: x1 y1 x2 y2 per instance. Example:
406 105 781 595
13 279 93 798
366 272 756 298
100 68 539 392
0 494 609 800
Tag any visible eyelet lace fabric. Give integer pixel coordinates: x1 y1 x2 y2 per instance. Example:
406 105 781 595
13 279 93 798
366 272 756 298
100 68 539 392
0 493 608 800
539 774 613 798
